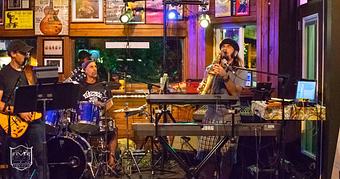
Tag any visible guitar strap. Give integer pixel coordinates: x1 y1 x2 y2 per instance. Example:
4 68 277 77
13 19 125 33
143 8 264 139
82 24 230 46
23 65 36 85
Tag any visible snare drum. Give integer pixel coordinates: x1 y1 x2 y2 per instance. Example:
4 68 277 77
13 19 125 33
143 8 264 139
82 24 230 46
44 110 60 134
70 101 100 134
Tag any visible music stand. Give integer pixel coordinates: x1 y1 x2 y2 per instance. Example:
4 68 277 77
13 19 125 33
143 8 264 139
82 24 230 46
14 82 79 179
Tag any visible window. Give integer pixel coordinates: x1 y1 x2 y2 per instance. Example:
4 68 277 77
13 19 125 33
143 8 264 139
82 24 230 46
214 24 257 86
75 37 183 83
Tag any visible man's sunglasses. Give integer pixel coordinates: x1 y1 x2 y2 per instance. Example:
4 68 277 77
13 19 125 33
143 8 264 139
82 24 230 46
18 51 30 57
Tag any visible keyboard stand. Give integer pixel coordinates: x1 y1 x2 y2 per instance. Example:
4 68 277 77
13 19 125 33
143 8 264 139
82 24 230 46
156 107 236 178
151 104 177 175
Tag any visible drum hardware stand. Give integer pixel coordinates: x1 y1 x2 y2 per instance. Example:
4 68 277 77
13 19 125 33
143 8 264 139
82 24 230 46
147 103 182 176
93 96 119 178
79 162 95 179
121 103 142 177
93 150 117 178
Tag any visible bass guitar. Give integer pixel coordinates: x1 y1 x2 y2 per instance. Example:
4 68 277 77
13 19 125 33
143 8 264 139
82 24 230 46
0 112 42 138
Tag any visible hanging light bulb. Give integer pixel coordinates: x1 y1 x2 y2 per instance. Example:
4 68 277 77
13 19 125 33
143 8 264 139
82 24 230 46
199 14 210 28
167 9 180 20
120 9 133 23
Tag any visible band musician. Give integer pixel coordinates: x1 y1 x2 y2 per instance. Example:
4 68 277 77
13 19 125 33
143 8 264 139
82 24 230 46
197 38 247 179
78 60 120 174
0 40 46 179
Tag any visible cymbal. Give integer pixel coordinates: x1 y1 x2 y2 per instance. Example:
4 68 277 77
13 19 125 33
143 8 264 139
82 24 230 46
113 104 147 116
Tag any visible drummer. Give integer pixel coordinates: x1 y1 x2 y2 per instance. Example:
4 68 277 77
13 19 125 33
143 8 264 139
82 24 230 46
78 60 119 172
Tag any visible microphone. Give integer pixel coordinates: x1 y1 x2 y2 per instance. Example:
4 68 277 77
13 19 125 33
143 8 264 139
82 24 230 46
22 52 31 67
220 58 235 74
21 55 30 70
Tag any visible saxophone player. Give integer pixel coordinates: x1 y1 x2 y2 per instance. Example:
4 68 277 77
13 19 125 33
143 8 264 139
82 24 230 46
197 38 247 179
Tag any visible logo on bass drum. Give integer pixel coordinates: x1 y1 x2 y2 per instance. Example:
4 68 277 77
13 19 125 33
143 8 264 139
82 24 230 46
10 145 33 171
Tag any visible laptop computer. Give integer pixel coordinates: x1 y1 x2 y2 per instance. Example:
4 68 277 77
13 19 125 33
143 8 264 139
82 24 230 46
295 79 317 106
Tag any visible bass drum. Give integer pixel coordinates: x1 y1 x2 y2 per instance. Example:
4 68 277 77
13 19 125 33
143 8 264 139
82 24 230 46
47 134 93 179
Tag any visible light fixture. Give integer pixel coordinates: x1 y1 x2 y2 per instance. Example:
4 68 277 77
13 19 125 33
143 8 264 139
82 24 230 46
167 9 180 20
120 9 133 23
199 14 210 28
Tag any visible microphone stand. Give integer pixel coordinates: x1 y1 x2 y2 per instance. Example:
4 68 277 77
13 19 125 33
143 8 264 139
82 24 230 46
126 76 161 94
231 66 289 178
127 76 159 153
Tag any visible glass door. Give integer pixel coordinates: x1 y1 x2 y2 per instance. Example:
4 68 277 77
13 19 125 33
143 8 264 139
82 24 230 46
300 13 320 159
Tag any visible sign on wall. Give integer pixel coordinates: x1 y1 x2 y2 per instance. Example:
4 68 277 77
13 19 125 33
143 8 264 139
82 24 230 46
0 0 3 25
5 10 33 29
35 0 69 35
105 0 125 24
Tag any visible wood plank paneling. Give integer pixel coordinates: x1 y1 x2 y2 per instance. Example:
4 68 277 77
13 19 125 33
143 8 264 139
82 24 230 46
36 36 71 80
69 23 187 37
256 0 280 97
0 30 35 37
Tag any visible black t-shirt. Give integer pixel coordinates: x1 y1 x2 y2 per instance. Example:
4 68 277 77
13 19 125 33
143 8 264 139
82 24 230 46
0 64 28 106
78 80 112 104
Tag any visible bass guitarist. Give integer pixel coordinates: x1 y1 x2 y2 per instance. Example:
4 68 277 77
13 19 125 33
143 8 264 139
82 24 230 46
0 40 46 179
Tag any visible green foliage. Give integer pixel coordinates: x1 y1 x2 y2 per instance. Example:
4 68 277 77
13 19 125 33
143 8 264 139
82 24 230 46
75 38 182 83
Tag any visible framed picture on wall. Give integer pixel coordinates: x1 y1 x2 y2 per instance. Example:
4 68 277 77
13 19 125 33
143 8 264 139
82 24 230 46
236 0 250 16
105 0 125 24
43 39 63 56
145 0 163 24
0 1 3 25
35 0 69 35
7 0 21 9
20 0 29 9
44 57 63 73
5 10 33 29
125 1 146 24
71 0 103 22
215 0 231 17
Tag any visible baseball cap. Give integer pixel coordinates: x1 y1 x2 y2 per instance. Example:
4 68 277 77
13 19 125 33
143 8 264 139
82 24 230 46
7 40 33 53
219 38 240 52
82 60 95 69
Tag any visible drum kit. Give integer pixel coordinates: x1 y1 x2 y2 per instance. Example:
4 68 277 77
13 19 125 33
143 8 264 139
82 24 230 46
44 101 118 178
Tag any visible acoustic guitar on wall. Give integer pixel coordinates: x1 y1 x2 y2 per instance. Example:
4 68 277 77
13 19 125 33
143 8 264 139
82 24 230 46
40 0 62 35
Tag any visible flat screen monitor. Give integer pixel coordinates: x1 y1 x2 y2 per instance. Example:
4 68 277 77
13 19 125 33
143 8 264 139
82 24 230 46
295 79 317 104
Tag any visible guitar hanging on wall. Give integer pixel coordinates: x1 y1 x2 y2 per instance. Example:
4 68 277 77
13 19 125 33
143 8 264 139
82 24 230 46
40 0 62 35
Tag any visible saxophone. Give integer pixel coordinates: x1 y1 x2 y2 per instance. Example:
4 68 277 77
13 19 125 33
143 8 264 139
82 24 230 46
198 53 228 95
198 66 215 95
